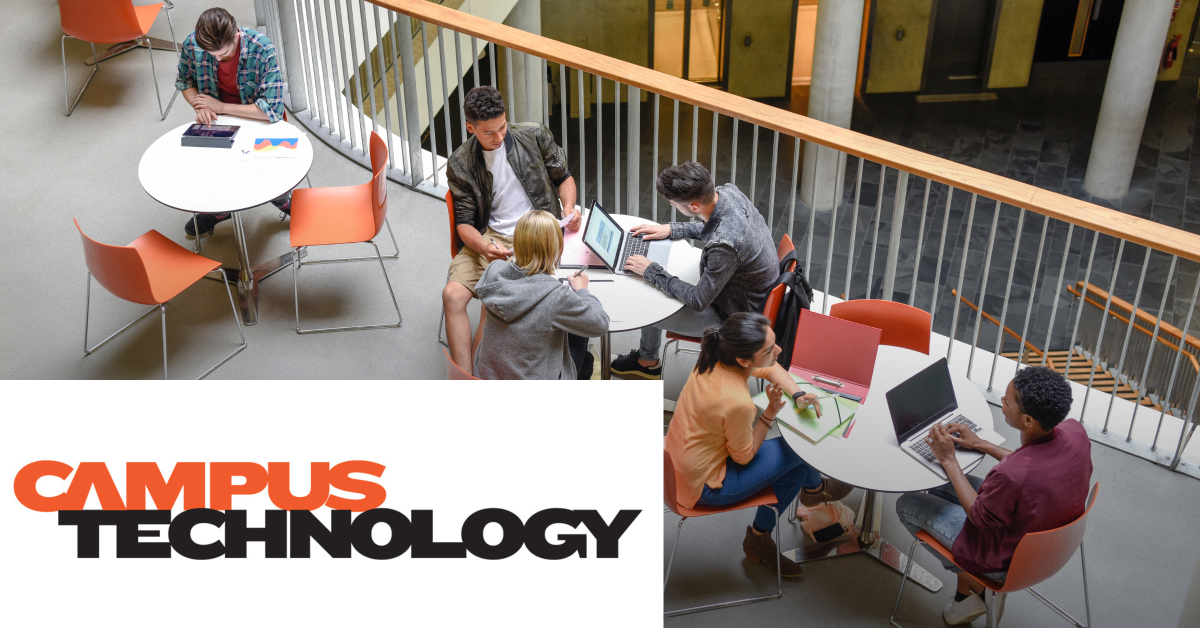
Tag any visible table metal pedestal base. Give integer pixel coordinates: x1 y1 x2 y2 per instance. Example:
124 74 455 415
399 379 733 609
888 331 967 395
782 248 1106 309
86 38 179 65
600 332 611 380
782 490 943 593
202 213 307 326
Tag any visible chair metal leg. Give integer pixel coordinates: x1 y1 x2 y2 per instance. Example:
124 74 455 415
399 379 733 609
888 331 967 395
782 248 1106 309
1081 542 1091 628
294 241 403 334
888 538 920 628
144 34 179 121
437 306 449 348
63 37 99 116
663 517 686 592
195 269 249 379
83 273 160 356
664 509 783 617
160 304 169 379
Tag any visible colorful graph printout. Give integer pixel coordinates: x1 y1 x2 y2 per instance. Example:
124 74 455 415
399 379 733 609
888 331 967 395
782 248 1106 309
253 138 300 153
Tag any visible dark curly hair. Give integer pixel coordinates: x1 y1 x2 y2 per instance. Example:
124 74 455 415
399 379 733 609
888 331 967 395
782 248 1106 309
656 161 716 204
695 312 771 375
463 86 506 124
1011 366 1073 431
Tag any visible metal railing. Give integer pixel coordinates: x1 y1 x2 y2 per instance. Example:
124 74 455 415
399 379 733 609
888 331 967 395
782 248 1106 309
263 0 1200 476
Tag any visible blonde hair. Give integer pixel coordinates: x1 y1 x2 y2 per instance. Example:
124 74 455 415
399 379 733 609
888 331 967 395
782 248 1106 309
513 210 562 276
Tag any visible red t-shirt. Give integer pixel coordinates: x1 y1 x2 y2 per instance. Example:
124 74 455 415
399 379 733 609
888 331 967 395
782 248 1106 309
217 55 241 105
952 419 1093 574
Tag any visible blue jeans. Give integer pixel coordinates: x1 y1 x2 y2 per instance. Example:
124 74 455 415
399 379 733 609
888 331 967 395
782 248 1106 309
696 438 822 531
895 476 1007 581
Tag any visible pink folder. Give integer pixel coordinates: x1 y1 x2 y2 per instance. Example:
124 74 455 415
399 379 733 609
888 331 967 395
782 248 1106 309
560 221 603 267
788 309 881 403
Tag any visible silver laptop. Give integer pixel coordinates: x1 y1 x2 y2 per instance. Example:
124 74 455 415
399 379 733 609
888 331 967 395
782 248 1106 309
886 358 1005 479
581 200 672 275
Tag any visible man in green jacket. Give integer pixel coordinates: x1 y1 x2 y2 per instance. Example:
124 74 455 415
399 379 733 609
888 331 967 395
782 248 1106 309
443 87 580 377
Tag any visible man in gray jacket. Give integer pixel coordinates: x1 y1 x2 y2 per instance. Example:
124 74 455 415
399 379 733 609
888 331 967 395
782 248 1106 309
612 162 779 379
473 260 610 380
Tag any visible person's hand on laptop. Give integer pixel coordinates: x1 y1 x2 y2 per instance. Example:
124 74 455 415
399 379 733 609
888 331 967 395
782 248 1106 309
926 423 959 468
623 255 651 276
942 423 985 451
630 223 671 240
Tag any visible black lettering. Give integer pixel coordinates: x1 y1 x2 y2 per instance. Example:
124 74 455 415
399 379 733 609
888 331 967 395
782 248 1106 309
523 509 587 559
115 510 171 558
411 510 466 558
58 510 110 558
350 508 412 559
579 510 640 558
290 510 352 558
224 510 287 558
461 508 523 560
169 508 225 559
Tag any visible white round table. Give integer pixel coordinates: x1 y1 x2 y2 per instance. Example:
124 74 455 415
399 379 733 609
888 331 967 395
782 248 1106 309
138 115 314 325
776 345 995 593
554 214 701 379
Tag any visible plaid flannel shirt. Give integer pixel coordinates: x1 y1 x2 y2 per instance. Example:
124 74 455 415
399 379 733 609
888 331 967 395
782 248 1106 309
175 27 285 122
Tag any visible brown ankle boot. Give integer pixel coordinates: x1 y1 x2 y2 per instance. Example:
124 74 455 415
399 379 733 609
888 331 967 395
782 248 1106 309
800 477 855 507
742 526 804 577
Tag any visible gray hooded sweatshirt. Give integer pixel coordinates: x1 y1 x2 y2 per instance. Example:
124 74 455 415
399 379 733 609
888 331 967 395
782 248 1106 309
473 260 611 380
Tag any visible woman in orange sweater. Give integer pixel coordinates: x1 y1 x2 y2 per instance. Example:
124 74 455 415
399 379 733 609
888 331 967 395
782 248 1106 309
664 312 851 577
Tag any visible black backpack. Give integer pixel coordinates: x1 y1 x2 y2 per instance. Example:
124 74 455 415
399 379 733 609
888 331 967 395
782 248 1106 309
772 250 814 368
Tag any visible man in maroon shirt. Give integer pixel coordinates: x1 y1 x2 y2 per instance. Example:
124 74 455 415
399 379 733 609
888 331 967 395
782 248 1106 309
895 366 1092 625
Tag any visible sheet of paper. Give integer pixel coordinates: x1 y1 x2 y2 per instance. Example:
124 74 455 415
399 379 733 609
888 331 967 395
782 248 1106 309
238 136 303 160
753 373 859 443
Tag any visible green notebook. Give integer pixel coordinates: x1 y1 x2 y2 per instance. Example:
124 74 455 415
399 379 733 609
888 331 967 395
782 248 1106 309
752 374 859 443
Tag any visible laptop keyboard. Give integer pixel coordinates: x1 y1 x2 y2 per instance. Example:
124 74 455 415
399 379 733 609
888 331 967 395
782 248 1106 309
618 234 650 271
907 414 983 462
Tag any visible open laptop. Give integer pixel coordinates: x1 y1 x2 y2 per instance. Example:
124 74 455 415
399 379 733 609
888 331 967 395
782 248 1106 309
886 358 1005 479
581 200 672 274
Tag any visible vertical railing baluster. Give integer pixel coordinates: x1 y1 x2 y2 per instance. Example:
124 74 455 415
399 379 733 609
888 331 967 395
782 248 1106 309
320 0 345 137
577 68 585 205
437 26 454 153
1133 255 1177 442
489 42 497 88
750 124 759 205
626 86 641 216
419 21 439 186
455 30 467 143
559 63 568 156
1064 233 1101 380
987 208 1027 390
1171 381 1200 468
731 119 738 185
820 147 836 314
881 171 910 301
471 36 480 88
298 0 322 124
370 4 394 168
505 44 515 118
947 194 979 364
615 82 621 213
866 165 887 299
967 200 1003 380
335 0 361 151
595 73 603 207
388 10 409 174
1104 247 1153 432
671 99 679 222
768 131 779 234
908 179 931 305
543 59 550 129
1041 223 1075 366
843 156 864 302
652 93 660 222
1016 215 1050 371
358 1 379 140
710 110 718 179
396 11 421 181
691 104 699 163
1157 268 1200 451
930 186 953 319
1084 239 1126 428
787 138 800 248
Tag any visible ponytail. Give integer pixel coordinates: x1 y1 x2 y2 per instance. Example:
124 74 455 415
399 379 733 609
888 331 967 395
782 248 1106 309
694 312 771 375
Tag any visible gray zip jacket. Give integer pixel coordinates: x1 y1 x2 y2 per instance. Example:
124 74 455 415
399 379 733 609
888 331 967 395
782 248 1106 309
473 261 611 380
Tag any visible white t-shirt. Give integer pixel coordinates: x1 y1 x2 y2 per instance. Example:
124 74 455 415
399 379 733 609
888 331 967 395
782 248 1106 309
482 143 534 236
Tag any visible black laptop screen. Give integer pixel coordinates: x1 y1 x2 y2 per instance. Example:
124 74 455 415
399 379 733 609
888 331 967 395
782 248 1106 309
885 358 959 443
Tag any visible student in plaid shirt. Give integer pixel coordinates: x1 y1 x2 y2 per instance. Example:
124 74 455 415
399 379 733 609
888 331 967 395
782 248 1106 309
176 7 291 238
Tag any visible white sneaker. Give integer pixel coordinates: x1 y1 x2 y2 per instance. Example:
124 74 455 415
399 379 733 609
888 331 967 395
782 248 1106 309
943 593 987 625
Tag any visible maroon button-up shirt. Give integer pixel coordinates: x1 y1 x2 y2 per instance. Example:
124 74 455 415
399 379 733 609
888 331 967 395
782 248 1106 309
952 419 1093 574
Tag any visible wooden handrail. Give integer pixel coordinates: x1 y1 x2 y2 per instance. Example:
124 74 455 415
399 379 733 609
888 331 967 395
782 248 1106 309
374 0 1200 263
1066 285 1200 375
950 289 1043 357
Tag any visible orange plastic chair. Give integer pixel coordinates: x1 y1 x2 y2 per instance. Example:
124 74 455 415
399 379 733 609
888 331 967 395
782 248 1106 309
59 0 179 118
777 233 796 271
76 219 246 379
290 131 402 334
444 347 479 380
890 484 1099 628
663 449 782 617
437 190 472 348
829 299 932 354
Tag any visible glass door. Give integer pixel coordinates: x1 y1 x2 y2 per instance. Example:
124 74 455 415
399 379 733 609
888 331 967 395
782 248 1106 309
652 0 726 84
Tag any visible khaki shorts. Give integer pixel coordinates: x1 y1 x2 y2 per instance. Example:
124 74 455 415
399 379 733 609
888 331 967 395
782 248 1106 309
447 228 514 293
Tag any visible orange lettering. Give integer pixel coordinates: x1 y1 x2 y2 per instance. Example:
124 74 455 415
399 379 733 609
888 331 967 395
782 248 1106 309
126 462 205 510
210 462 269 510
13 460 74 512
267 462 331 510
327 461 386 511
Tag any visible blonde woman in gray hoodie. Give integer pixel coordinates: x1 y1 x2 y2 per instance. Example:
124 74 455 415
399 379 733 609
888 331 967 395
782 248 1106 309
473 210 611 379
